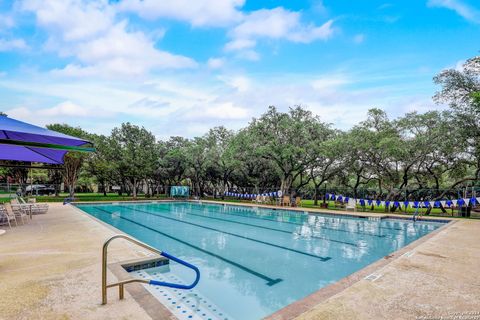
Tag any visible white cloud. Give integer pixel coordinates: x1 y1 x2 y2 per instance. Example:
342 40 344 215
225 7 334 56
206 103 249 119
6 101 103 128
235 50 260 61
427 0 480 23
42 101 89 117
1 69 441 137
223 76 251 92
224 38 256 52
22 0 196 77
73 21 196 74
189 102 249 120
22 0 114 41
207 58 225 69
116 0 245 27
0 38 27 51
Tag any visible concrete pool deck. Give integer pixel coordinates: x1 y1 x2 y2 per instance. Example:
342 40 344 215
0 203 152 320
0 202 479 319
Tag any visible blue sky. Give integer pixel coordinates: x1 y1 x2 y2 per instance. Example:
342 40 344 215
0 0 479 138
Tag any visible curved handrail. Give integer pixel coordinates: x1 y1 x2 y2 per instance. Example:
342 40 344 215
102 234 200 304
149 251 200 289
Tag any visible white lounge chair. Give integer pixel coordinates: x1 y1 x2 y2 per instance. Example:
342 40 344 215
346 198 357 212
261 195 271 204
11 198 49 215
9 203 28 224
0 204 18 228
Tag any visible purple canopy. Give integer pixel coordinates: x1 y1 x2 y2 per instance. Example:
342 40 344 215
0 116 93 165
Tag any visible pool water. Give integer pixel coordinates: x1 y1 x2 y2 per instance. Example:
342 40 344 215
76 201 444 320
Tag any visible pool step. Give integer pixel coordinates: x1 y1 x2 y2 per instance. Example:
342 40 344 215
122 256 169 272
132 268 231 320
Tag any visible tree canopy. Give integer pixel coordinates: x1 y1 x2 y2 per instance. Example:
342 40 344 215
36 55 479 201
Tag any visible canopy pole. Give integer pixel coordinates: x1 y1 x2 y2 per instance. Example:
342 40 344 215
30 164 33 197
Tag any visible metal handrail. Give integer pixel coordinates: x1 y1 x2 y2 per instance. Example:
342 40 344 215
412 206 420 222
102 234 200 305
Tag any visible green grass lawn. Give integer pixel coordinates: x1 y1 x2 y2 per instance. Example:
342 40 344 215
0 193 168 203
0 193 472 218
206 197 461 217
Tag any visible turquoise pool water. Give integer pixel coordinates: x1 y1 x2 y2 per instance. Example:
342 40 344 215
76 201 444 320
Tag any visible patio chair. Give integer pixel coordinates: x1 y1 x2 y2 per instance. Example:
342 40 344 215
264 196 272 205
9 203 29 223
12 199 49 215
262 196 270 204
346 198 357 212
282 195 291 207
0 204 17 229
14 197 29 204
295 197 302 207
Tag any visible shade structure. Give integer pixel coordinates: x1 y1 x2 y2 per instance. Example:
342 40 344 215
0 116 93 165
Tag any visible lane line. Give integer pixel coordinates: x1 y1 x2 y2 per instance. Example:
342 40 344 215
187 203 391 237
197 202 405 231
93 206 283 286
118 205 332 261
133 204 359 247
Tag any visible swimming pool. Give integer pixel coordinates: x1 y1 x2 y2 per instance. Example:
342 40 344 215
76 201 445 320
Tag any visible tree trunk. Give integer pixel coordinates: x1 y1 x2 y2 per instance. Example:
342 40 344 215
63 154 83 199
313 186 319 206
133 178 137 199
69 183 75 198
101 181 107 196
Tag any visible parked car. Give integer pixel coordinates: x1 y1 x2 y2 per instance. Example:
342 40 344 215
25 185 55 196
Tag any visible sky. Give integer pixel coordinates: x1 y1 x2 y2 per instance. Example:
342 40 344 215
0 0 479 139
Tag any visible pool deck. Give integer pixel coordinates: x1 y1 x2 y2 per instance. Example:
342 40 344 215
0 203 152 320
1 201 479 320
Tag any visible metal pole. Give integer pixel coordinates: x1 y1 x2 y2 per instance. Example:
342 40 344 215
30 166 33 198
119 284 124 300
102 239 108 305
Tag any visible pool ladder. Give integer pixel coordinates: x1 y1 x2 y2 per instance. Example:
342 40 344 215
102 234 200 305
412 206 423 222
